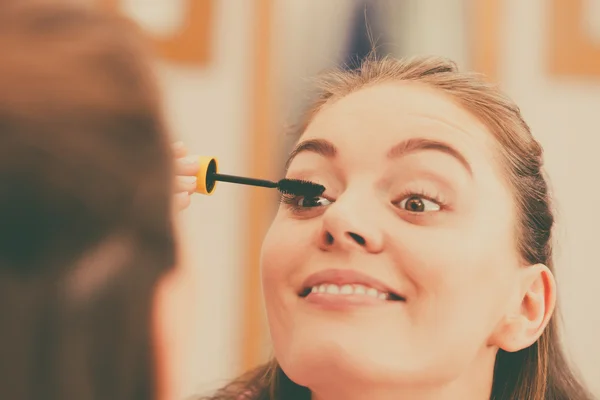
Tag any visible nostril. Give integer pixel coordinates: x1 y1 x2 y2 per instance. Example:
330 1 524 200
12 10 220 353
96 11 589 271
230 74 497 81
347 232 366 246
325 232 334 245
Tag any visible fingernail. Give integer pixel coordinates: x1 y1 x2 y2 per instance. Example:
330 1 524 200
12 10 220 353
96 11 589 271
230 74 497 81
179 156 198 165
178 176 197 184
173 141 184 148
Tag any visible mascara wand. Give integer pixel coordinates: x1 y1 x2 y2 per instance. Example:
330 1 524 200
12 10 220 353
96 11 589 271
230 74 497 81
195 156 325 197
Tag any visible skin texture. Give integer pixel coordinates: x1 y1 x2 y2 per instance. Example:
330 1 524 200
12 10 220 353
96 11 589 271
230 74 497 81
259 82 555 400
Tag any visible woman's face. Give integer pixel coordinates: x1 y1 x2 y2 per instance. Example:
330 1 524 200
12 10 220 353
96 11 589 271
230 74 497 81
261 82 524 391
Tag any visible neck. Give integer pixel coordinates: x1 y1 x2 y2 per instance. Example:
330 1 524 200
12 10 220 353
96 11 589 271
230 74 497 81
310 349 496 400
311 380 491 400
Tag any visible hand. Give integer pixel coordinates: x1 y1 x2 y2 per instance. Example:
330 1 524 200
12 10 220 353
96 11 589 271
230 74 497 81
172 141 200 211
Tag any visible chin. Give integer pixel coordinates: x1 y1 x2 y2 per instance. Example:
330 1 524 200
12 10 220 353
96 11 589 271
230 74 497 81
279 341 378 389
274 329 461 392
275 334 411 389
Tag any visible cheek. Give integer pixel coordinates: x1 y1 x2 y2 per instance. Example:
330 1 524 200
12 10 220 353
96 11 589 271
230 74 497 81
260 217 314 322
397 221 518 336
261 219 307 287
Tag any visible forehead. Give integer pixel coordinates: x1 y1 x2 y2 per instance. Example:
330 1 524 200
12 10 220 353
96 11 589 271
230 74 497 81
300 82 496 165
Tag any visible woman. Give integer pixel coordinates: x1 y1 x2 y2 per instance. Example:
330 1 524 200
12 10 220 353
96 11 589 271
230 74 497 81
178 56 594 399
0 2 195 399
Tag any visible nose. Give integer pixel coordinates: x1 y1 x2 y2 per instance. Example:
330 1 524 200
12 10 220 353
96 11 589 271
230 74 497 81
318 197 384 254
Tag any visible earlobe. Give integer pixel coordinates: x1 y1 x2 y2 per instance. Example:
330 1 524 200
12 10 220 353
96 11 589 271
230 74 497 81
493 264 556 353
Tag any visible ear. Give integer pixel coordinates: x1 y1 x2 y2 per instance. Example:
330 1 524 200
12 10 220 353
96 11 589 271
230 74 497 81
492 264 556 352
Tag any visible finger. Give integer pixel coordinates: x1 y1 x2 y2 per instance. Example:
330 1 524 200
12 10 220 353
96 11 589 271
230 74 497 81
175 155 200 176
175 176 197 193
172 141 188 158
173 191 192 212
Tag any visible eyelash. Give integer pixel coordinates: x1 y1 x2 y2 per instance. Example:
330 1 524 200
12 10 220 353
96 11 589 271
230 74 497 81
279 193 332 214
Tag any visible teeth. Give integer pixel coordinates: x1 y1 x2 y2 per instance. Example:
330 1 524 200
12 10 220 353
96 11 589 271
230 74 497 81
309 284 390 300
340 284 353 294
326 285 340 294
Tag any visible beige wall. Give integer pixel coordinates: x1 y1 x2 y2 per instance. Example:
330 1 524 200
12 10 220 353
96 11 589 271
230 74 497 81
154 0 254 396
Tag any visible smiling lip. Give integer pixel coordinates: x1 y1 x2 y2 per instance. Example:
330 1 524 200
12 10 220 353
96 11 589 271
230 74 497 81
299 269 405 300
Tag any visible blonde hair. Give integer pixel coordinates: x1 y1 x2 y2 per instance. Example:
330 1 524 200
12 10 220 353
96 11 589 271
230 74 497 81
202 56 593 400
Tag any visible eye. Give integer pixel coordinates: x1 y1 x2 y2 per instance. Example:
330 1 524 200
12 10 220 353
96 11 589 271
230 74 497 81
296 195 332 208
396 195 441 212
280 194 333 213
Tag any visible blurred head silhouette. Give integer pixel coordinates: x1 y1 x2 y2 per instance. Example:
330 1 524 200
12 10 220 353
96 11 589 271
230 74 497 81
0 1 195 399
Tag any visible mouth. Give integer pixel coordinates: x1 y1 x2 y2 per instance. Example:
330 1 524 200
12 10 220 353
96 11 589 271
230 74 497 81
298 269 406 302
299 284 405 301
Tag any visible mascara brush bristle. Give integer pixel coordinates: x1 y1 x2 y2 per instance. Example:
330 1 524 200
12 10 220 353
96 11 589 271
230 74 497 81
277 179 325 196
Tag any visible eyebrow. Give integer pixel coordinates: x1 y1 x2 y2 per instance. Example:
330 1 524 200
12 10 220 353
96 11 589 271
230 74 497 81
387 138 472 175
285 137 471 175
285 138 337 171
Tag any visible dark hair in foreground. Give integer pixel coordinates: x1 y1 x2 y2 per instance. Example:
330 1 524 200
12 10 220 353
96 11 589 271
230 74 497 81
0 1 175 399
199 56 594 400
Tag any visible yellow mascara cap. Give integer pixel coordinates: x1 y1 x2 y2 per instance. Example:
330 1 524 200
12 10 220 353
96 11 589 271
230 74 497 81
196 156 218 195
